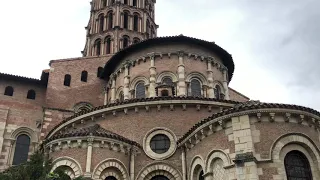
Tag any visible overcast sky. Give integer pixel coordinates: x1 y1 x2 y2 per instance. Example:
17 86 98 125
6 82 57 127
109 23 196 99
0 0 319 110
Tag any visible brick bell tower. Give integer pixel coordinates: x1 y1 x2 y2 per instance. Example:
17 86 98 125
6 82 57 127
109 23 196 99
82 0 158 57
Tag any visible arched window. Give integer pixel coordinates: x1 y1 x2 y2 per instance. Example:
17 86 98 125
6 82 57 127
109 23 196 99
123 11 129 29
119 91 124 101
27 89 36 100
285 151 312 180
95 39 101 56
133 14 139 31
12 134 30 165
124 0 128 5
99 14 105 33
162 77 173 86
151 175 169 180
133 0 137 7
64 74 71 87
135 81 145 98
123 36 129 49
4 86 14 96
190 79 202 97
97 67 104 77
161 90 169 97
215 85 223 100
81 71 88 82
105 36 112 54
107 11 113 29
133 38 140 44
105 176 117 180
102 0 107 7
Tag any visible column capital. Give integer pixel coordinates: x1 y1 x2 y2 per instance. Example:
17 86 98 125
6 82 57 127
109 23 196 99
177 50 185 58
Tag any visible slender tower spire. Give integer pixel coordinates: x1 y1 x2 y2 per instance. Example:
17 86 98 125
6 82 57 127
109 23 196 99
82 0 158 57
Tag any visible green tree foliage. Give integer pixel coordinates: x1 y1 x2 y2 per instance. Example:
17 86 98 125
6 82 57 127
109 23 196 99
0 150 89 180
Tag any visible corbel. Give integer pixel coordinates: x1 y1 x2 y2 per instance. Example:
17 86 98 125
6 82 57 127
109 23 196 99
77 140 82 148
285 113 291 122
157 105 161 111
91 116 95 122
194 55 198 60
257 113 262 122
67 140 72 148
269 113 275 122
208 124 214 133
159 53 163 59
113 111 117 116
200 129 206 139
194 134 199 142
50 144 53 153
298 114 304 124
168 53 171 58
145 106 150 112
124 108 128 115
219 120 226 129
109 142 115 150
200 56 205 61
81 120 85 124
170 104 174 111
72 123 76 129
135 107 139 113
100 141 105 148
57 142 62 150
142 57 147 62
196 104 201 111
182 104 187 111
184 143 189 151
208 105 212 112
220 107 224 112
188 139 194 148
118 144 124 152
188 53 192 59
102 113 105 118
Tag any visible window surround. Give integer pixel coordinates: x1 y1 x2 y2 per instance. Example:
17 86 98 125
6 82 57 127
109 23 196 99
92 159 129 180
51 157 83 179
143 127 177 160
129 76 149 98
189 156 205 180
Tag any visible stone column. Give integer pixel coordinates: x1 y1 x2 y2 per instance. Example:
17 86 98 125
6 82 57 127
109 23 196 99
207 59 214 98
181 148 187 180
177 51 186 96
103 86 108 105
222 68 230 100
6 140 15 166
110 74 116 102
84 137 94 177
116 5 120 27
149 54 157 97
124 64 130 100
130 148 135 180
232 115 259 180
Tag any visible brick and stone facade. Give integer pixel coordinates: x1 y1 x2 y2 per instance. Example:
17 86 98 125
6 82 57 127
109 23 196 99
0 0 319 180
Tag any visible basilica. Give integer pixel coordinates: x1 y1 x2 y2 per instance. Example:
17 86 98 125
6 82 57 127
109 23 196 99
0 0 319 179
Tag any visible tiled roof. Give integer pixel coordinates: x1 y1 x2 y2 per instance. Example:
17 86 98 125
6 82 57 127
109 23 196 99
102 35 234 82
46 124 141 147
178 101 320 144
45 96 239 139
0 72 48 86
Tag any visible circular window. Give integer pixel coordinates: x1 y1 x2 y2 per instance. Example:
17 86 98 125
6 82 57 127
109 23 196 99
150 134 171 154
143 128 177 160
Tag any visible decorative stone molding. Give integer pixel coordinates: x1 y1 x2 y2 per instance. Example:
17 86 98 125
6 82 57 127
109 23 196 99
51 156 83 178
205 149 232 173
185 72 208 86
156 71 178 84
92 158 129 180
10 127 38 143
143 127 177 160
189 156 205 180
233 152 257 166
136 162 183 180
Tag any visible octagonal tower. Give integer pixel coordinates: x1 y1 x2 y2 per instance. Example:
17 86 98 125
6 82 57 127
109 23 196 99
82 0 158 57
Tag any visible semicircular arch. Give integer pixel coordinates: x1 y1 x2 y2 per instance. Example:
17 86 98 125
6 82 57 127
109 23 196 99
136 162 182 180
156 71 178 84
92 158 129 180
51 156 82 178
10 127 37 142
130 76 149 90
205 149 231 173
189 155 205 180
186 72 208 86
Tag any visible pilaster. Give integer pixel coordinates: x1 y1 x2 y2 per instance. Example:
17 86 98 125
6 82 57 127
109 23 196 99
206 59 214 98
124 64 131 100
84 137 94 177
181 148 187 180
149 54 157 97
177 51 186 96
232 115 259 180
222 68 230 100
110 74 117 102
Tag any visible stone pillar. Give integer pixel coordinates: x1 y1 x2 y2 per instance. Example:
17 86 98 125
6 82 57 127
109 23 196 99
207 59 214 98
110 75 116 102
222 68 230 100
177 51 186 96
103 86 108 105
181 148 187 180
116 5 120 27
130 148 135 180
232 115 259 180
84 137 94 177
124 64 130 100
149 54 157 97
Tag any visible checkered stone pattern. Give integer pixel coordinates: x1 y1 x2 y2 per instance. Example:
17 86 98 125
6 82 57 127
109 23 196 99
212 159 227 180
